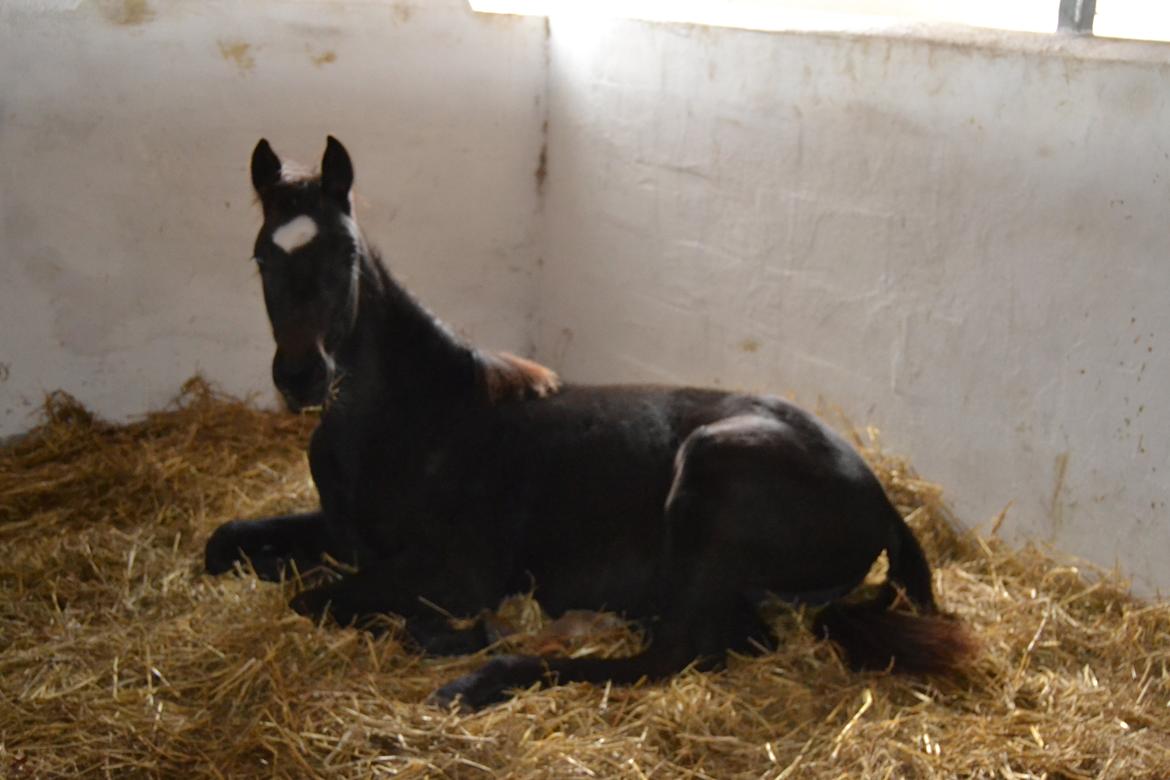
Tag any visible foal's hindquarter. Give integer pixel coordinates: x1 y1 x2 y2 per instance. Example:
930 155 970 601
206 136 971 711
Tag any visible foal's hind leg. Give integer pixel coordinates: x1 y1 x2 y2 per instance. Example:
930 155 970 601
664 413 888 607
205 511 341 581
431 587 773 709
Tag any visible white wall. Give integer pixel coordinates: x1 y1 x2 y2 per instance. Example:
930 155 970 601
0 0 547 434
536 19 1170 593
4 2 1168 593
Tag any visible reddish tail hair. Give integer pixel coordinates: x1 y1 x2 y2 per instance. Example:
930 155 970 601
813 515 977 674
813 597 976 674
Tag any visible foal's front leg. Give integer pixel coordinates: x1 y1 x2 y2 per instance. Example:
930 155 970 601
289 547 505 655
205 511 337 581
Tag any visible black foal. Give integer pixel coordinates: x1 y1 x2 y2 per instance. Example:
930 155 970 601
205 137 973 709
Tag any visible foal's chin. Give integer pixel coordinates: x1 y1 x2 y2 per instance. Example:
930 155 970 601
278 383 329 414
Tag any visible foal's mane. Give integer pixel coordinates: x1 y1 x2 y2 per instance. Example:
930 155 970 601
475 350 562 404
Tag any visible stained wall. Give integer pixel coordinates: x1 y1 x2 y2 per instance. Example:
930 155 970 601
0 0 548 433
537 18 1170 593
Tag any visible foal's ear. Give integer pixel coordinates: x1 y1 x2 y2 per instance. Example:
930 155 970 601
251 139 282 196
321 135 354 212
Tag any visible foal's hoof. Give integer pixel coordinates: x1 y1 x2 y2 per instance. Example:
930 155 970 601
204 521 247 575
204 520 291 581
289 586 333 623
430 672 508 713
430 656 543 712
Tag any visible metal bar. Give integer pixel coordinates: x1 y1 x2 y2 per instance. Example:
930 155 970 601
1058 0 1097 34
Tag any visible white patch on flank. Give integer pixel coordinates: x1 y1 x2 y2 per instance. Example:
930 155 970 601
272 215 319 253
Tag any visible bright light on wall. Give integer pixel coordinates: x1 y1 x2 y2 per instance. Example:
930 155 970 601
468 0 1058 35
1094 0 1170 43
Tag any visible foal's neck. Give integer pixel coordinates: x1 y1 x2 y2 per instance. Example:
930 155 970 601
347 252 476 407
336 246 561 417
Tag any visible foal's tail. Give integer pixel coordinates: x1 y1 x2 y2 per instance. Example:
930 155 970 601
812 511 976 675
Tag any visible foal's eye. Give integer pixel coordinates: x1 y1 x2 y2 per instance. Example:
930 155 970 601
251 255 265 269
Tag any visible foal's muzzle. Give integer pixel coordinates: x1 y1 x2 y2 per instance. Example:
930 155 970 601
272 347 333 412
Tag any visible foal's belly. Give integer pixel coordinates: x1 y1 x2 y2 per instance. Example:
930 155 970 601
511 471 673 617
480 395 688 617
527 538 666 617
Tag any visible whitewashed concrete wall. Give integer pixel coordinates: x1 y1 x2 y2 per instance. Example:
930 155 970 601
3 3 1168 593
0 0 547 435
536 19 1170 593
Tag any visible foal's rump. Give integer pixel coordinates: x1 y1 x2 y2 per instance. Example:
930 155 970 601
662 400 895 599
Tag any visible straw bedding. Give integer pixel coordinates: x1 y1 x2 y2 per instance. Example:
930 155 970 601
1 377 1167 778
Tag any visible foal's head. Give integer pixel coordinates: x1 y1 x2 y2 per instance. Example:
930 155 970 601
249 136 365 412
